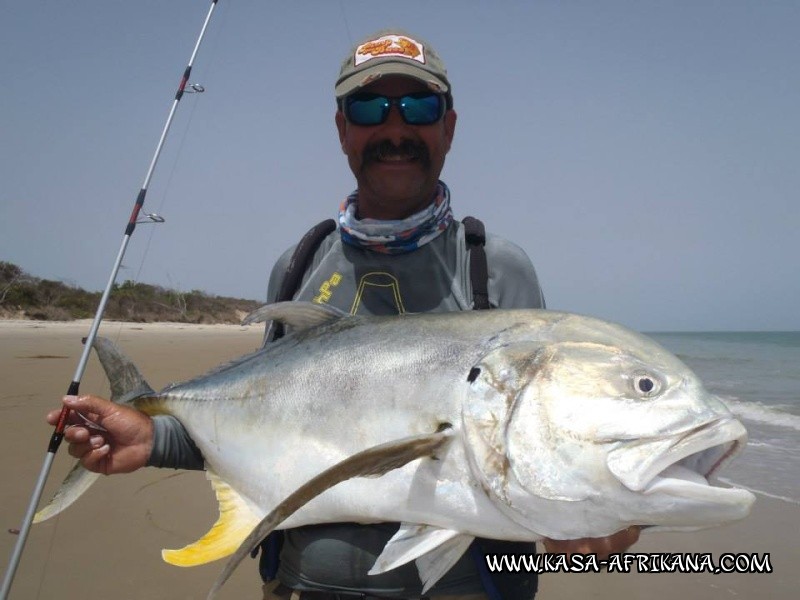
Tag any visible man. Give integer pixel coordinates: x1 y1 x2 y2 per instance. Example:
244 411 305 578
50 29 639 600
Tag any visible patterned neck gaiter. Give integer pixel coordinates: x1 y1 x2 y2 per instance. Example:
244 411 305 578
338 181 454 254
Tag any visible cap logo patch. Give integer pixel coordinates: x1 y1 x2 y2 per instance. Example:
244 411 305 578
354 35 425 66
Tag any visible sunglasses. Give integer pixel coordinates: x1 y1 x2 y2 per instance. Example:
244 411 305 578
344 92 445 126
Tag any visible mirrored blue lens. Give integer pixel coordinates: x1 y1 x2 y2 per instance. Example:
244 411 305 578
400 94 443 125
345 93 443 126
346 94 390 125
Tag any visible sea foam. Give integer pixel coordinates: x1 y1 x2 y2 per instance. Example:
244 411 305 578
720 397 800 431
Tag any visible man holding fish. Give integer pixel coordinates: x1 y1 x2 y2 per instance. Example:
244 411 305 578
49 29 641 600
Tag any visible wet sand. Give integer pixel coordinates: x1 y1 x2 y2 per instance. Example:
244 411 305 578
1 320 797 599
538 493 796 598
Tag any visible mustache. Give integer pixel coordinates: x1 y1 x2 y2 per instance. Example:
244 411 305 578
362 139 430 167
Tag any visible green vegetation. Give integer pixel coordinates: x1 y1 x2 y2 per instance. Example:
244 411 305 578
0 261 261 323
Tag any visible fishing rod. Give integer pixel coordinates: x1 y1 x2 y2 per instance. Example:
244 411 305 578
0 1 221 596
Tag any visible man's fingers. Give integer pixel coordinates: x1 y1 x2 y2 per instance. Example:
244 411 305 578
77 444 111 472
543 525 641 559
63 394 117 418
47 395 111 427
46 408 61 426
67 437 109 459
47 393 152 475
63 425 90 444
46 402 83 426
67 440 91 459
621 525 641 547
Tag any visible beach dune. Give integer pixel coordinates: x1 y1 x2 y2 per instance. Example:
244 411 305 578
1 320 796 599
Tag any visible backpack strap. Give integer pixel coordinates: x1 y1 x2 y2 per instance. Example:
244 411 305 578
462 216 491 310
272 218 337 339
463 220 536 598
277 218 338 302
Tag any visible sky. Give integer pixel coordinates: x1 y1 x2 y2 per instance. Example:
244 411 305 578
2 0 798 332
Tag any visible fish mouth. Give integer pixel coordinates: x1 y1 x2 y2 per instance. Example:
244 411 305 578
607 417 748 496
607 417 755 528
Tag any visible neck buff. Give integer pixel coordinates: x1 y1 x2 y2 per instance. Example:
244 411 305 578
338 181 454 254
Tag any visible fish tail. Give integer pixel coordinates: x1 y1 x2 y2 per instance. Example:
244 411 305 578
34 337 155 523
91 336 155 405
33 463 100 523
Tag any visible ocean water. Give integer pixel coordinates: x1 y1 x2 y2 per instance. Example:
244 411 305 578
649 331 800 506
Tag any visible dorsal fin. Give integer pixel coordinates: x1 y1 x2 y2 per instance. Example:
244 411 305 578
242 301 349 331
92 337 155 404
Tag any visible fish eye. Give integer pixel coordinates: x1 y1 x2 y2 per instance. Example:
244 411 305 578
633 373 661 397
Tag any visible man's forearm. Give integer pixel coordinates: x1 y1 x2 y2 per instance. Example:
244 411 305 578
147 415 205 470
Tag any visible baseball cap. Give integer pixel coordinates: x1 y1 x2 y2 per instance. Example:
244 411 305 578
335 29 452 103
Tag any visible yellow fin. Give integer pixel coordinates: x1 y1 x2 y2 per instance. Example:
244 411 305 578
133 397 171 417
162 470 260 567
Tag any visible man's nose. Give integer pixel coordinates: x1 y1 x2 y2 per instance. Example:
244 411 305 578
380 104 410 144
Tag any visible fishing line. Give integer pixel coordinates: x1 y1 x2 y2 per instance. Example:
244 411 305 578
133 2 230 295
32 510 61 600
131 88 204 310
105 12 223 366
88 4 228 350
338 0 355 46
75 1 228 353
0 2 223 597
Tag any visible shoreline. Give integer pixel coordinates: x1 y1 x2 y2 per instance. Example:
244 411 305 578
0 317 257 329
1 321 797 598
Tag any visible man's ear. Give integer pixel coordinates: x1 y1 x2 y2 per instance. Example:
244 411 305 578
335 110 347 153
444 109 457 153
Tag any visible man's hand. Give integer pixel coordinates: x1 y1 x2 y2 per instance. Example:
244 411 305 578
46 395 154 475
543 526 641 559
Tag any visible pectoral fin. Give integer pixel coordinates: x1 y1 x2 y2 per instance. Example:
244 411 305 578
207 429 454 600
368 522 474 593
415 534 475 594
369 523 463 574
162 470 259 567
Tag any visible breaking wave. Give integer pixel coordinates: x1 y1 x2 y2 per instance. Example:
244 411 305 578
719 397 800 431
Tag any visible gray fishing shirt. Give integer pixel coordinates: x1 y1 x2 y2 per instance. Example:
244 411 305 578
148 220 545 598
264 220 544 327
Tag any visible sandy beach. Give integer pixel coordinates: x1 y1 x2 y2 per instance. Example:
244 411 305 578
1 320 797 599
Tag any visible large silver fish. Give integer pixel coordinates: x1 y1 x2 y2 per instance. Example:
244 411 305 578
36 302 755 595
